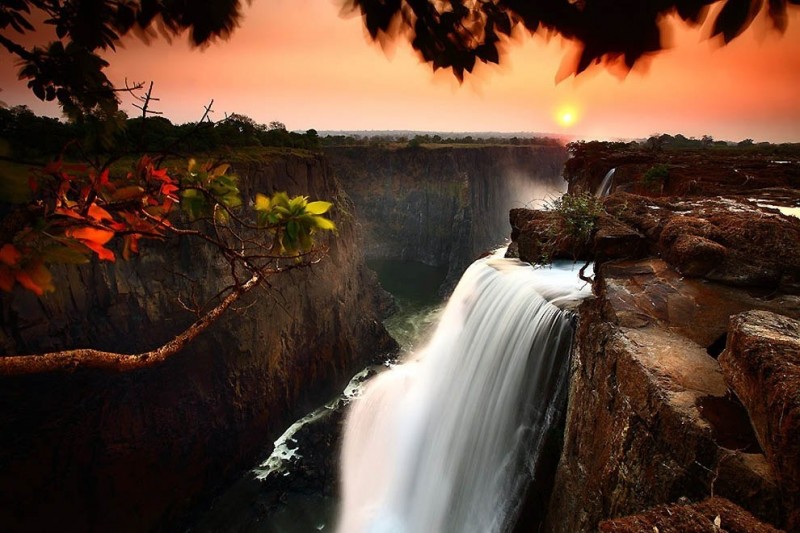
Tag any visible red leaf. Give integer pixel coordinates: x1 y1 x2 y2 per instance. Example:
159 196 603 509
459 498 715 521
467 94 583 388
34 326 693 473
83 241 116 262
0 244 21 266
68 226 115 245
150 168 170 182
88 204 114 223
160 183 179 197
15 271 44 296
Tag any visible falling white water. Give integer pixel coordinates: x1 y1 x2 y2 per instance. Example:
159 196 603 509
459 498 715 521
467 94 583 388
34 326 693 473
337 253 592 533
595 168 616 197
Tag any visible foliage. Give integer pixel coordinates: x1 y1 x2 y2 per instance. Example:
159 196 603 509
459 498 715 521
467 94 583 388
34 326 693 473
343 0 796 81
255 192 335 254
0 106 321 161
547 192 604 249
642 164 669 191
0 155 336 296
0 0 244 120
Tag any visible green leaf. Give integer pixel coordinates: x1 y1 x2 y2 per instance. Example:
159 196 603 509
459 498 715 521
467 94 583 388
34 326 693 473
255 193 271 211
312 216 336 231
305 201 332 215
286 220 299 241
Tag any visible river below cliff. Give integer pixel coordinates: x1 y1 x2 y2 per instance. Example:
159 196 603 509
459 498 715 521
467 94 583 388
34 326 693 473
189 260 447 532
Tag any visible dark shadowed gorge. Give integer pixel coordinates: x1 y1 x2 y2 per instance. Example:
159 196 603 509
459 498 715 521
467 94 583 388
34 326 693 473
0 149 396 532
326 144 568 290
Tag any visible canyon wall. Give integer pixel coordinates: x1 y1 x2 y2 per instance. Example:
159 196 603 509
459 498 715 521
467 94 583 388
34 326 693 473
510 145 800 531
326 144 568 289
0 149 396 532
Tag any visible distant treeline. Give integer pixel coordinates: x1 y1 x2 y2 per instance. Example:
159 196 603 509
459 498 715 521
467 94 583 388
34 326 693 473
569 135 800 157
0 106 564 163
0 107 321 161
320 133 564 148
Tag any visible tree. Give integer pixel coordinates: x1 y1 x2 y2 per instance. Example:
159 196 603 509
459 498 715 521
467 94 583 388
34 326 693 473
342 0 797 81
0 1 246 120
0 2 341 375
0 153 337 375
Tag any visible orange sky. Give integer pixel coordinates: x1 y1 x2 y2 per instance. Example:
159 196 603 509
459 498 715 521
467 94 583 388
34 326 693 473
1 0 799 142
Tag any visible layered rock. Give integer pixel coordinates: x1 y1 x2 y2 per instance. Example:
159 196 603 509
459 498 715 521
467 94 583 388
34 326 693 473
326 144 568 289
0 149 397 532
720 311 800 531
511 144 800 531
545 258 789 531
599 496 782 533
565 142 799 198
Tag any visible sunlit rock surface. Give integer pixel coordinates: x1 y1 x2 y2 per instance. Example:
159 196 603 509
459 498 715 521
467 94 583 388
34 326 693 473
720 310 800 531
513 145 800 531
598 496 782 533
545 258 788 531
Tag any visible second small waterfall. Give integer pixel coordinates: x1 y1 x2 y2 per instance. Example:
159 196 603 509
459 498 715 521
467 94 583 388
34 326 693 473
337 254 592 533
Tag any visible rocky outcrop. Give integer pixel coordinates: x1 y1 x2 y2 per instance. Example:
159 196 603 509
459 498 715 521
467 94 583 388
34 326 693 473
0 149 397 532
565 142 799 198
720 311 800 531
545 258 790 531
599 497 782 533
326 144 568 289
510 144 800 531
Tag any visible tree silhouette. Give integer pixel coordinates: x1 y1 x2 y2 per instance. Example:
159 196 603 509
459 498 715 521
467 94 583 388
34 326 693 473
0 0 245 119
341 0 798 80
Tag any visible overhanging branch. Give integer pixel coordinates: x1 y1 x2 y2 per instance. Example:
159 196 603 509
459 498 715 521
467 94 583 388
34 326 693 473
0 272 262 376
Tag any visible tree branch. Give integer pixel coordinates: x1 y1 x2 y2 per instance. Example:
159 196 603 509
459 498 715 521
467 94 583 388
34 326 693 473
0 33 34 61
0 272 262 376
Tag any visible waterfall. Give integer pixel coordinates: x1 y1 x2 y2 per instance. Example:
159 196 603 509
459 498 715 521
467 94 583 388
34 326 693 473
337 253 592 533
595 168 616 197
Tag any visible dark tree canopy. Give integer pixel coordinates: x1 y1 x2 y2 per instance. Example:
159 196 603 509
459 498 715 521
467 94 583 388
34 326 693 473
341 0 799 80
0 0 246 118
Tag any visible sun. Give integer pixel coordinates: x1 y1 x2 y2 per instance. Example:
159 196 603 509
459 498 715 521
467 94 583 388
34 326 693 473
556 105 579 128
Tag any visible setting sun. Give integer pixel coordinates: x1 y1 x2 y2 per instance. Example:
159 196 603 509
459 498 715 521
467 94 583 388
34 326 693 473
556 105 579 128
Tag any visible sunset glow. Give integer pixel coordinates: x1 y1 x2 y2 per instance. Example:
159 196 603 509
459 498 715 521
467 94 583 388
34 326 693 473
556 105 579 128
1 1 799 142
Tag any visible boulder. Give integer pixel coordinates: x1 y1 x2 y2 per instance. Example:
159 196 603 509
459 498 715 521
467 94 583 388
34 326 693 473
544 259 790 531
599 496 782 533
720 310 800 531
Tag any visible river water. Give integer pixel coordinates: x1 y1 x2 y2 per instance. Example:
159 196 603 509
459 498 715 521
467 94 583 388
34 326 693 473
190 259 449 532
337 255 591 533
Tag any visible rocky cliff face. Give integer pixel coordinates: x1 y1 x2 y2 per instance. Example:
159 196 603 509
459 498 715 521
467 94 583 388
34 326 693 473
510 145 800 531
325 144 568 289
0 149 397 532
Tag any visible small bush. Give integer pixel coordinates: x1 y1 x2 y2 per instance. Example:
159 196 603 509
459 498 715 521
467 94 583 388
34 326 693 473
546 192 604 247
642 164 669 191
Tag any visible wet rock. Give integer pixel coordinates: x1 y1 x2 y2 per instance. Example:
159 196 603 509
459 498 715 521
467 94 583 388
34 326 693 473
544 259 790 532
508 208 593 263
720 310 800 531
605 193 800 292
599 496 782 533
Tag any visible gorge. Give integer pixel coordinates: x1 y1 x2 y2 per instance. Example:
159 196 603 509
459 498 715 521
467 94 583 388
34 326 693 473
1 141 798 532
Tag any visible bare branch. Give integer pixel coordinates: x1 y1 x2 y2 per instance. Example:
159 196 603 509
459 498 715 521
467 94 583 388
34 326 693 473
0 273 261 376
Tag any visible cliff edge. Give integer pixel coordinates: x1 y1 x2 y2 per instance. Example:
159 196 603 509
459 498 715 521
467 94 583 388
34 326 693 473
510 144 800 531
